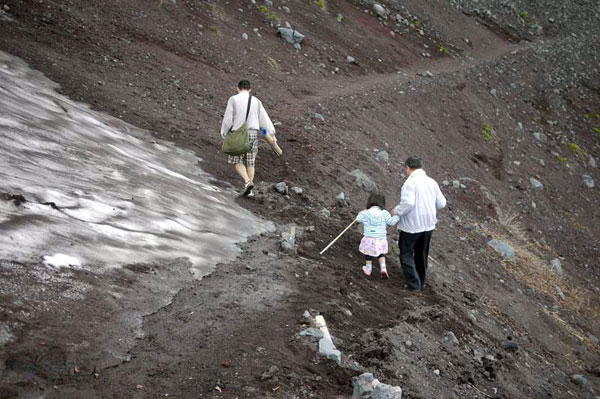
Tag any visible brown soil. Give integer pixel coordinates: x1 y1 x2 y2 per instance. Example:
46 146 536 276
1 1 599 398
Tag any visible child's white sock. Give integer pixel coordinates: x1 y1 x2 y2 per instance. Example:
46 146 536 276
364 263 372 273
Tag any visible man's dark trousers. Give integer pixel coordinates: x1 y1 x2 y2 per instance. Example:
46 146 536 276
399 230 433 290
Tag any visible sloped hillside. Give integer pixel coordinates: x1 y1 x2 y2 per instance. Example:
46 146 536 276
1 0 599 398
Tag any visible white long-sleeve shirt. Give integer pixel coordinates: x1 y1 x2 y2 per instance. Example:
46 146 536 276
220 91 276 138
393 169 446 234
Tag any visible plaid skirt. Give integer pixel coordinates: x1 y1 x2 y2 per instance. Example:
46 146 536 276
228 129 258 167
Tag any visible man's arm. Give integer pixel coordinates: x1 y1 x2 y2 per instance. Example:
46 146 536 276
435 185 447 210
220 97 234 138
393 183 416 216
258 101 276 139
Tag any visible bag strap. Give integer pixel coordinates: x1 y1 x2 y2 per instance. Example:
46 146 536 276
244 95 252 122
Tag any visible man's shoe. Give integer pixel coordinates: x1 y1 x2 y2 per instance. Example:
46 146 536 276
243 180 254 196
247 190 255 198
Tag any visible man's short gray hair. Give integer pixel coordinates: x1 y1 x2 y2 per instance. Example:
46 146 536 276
404 157 423 169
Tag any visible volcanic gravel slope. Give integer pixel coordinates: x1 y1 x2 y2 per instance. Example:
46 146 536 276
1 0 599 398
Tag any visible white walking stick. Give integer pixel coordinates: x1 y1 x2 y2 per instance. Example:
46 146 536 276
319 219 356 255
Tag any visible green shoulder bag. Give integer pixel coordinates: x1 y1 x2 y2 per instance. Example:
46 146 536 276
222 95 252 156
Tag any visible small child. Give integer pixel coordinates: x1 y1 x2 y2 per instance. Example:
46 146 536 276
355 192 399 278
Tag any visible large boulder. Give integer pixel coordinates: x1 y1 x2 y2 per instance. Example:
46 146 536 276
278 27 304 45
487 239 516 262
350 169 378 192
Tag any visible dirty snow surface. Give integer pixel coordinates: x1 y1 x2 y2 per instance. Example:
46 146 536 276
0 51 264 275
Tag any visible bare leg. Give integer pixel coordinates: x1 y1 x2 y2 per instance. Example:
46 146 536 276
234 163 250 183
247 166 255 183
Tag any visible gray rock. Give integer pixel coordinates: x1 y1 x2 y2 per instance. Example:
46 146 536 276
375 150 389 163
242 33 248 40
352 373 376 397
590 156 598 168
487 239 516 262
571 374 592 389
533 132 547 142
282 6 290 13
550 258 563 276
347 55 356 64
490 88 497 97
280 231 295 252
260 365 279 381
373 4 387 18
302 310 312 320
404 340 413 348
503 341 518 351
278 27 304 45
299 327 324 339
349 169 377 192
468 310 478 323
553 285 565 300
336 192 346 207
395 14 409 26
443 331 459 345
274 182 288 194
442 180 450 186
372 383 402 399
0 323 14 346
318 337 341 364
582 174 595 188
320 208 331 218
452 180 460 188
312 112 325 122
529 177 544 190
264 221 277 233
291 186 303 195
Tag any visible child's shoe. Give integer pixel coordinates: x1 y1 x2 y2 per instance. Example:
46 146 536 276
362 265 372 276
380 266 389 279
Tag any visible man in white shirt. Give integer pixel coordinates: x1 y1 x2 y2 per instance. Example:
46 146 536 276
392 157 447 291
220 80 276 197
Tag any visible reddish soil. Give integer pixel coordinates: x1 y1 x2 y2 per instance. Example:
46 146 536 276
1 1 599 398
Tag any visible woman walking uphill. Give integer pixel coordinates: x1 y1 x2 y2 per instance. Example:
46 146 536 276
220 80 276 197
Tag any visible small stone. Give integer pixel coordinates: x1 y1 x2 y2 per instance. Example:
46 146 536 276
589 156 597 168
278 27 304 45
375 150 389 163
487 239 516 262
553 285 565 300
404 340 413 348
336 192 346 207
570 374 591 389
342 308 353 317
274 182 288 194
302 310 312 320
443 331 459 345
529 177 544 190
372 383 402 399
442 180 450 186
373 4 386 18
312 112 325 122
346 55 356 64
503 341 518 351
320 208 331 218
452 180 460 188
550 259 563 276
242 33 248 40
468 311 477 324
352 373 376 397
260 365 279 381
533 132 547 142
433 369 440 376
490 88 497 97
582 174 595 188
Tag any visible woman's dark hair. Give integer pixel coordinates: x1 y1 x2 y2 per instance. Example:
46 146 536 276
238 80 251 90
366 192 386 210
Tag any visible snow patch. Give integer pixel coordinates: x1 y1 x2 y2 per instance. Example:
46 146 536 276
43 254 83 268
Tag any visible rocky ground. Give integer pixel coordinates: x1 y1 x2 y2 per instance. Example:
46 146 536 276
1 0 599 398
